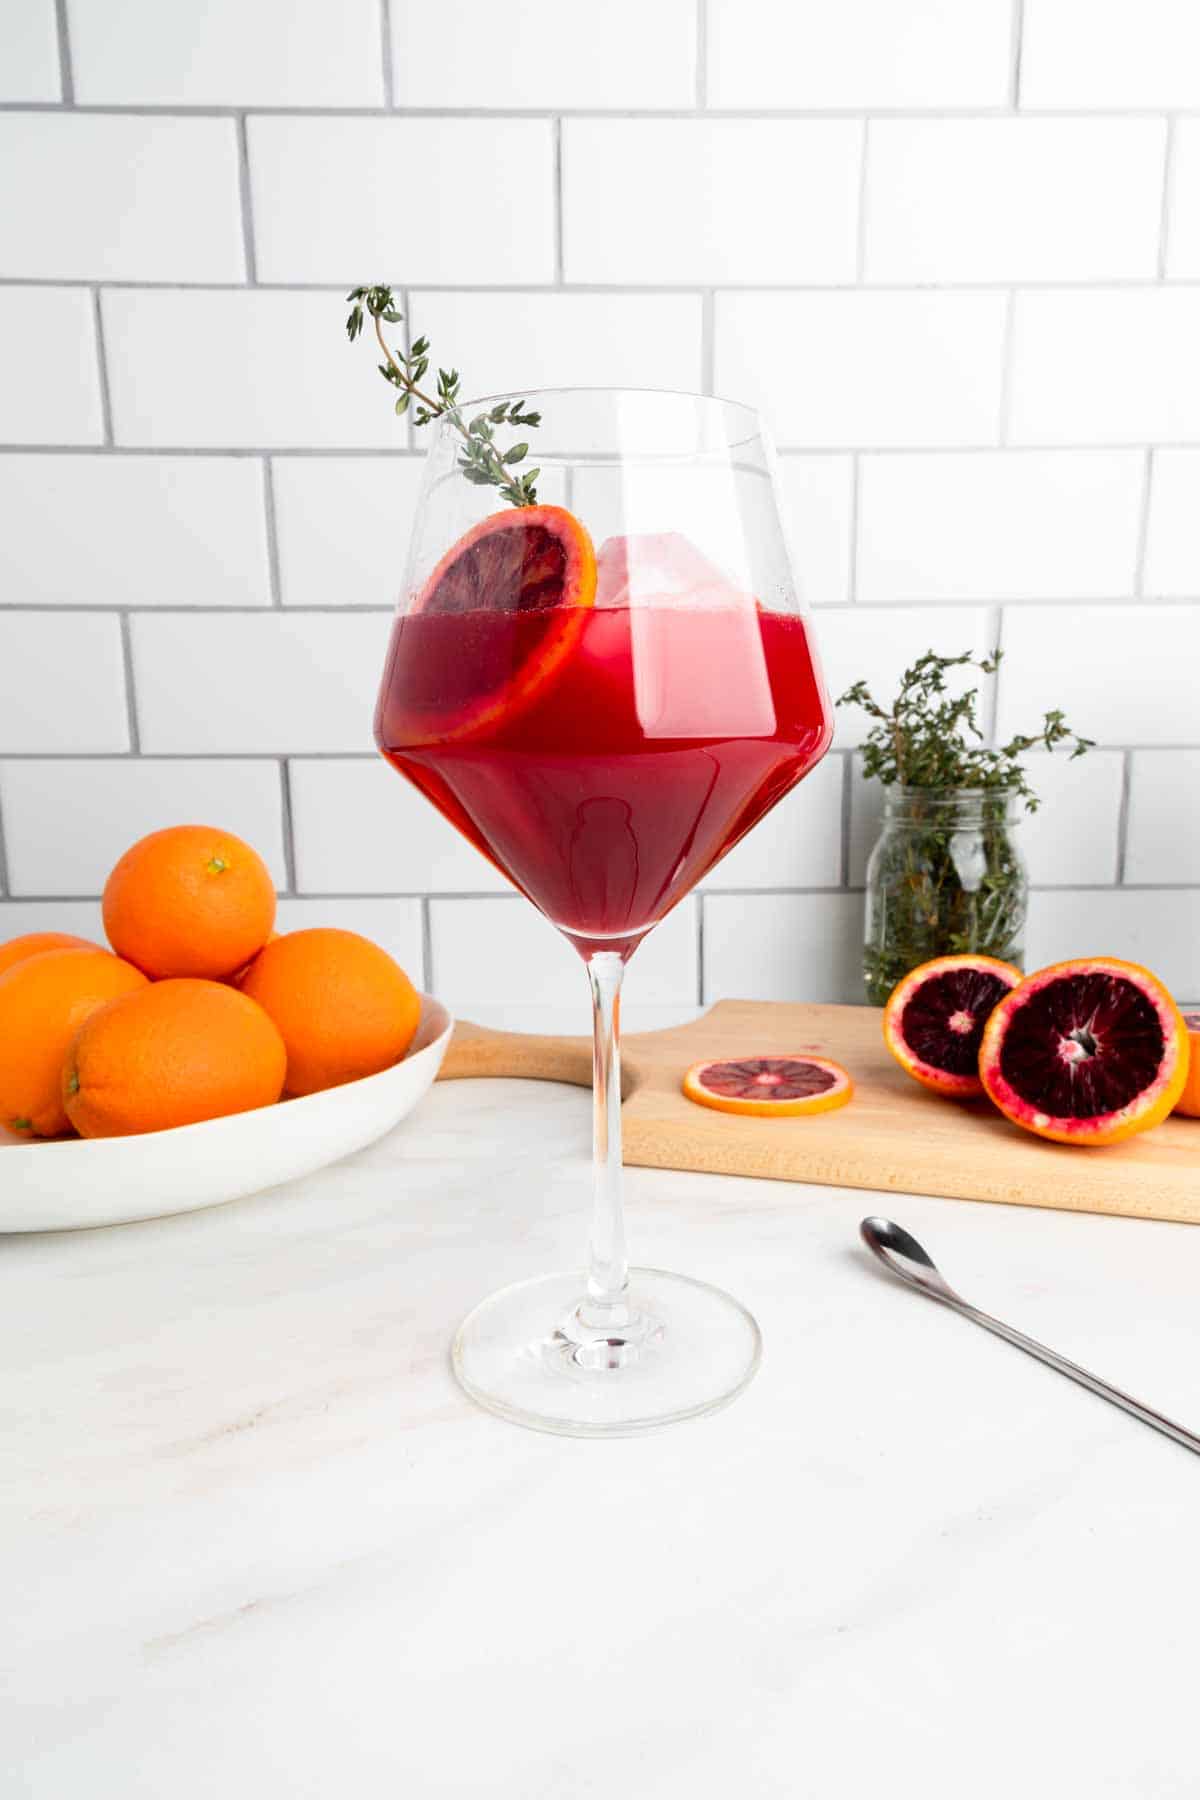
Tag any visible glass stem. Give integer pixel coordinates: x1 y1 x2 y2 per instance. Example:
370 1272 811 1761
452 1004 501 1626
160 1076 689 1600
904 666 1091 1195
585 952 629 1313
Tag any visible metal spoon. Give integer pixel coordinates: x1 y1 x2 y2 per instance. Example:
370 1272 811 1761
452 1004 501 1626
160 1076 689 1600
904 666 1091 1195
859 1216 1200 1458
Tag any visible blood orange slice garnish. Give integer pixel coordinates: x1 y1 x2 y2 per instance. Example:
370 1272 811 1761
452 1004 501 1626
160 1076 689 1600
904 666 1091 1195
403 504 596 743
1174 1010 1200 1119
883 953 1022 1099
682 1055 853 1118
978 958 1189 1147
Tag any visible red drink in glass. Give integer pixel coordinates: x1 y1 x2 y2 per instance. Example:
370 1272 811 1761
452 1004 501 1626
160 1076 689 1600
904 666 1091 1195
376 601 831 958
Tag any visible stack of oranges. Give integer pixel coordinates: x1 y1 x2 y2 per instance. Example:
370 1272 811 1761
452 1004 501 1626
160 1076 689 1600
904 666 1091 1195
0 825 421 1140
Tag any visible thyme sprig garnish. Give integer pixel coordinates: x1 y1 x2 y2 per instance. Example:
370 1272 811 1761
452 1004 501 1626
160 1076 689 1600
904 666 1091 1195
840 649 1094 1002
345 284 541 508
839 649 1093 810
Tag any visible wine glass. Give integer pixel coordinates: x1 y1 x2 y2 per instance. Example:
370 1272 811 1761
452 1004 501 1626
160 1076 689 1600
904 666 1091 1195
375 388 833 1435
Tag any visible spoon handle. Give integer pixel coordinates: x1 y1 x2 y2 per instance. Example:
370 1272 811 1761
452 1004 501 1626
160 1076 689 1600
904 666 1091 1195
945 1297 1200 1457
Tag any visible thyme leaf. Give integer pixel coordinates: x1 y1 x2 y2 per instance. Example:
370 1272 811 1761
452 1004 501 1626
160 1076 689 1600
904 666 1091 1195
345 285 540 508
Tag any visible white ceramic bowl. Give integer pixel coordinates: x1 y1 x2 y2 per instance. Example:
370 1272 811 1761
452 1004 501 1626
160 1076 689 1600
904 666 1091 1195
0 994 453 1233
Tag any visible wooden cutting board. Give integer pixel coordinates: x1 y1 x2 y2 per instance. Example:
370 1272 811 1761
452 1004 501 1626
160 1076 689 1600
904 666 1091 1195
439 999 1200 1226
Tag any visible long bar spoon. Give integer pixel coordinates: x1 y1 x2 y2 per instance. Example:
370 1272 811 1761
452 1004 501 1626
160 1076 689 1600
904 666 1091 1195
859 1216 1200 1458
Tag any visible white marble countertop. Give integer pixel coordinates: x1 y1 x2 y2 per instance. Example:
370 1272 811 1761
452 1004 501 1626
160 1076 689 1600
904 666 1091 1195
5 1004 1200 1797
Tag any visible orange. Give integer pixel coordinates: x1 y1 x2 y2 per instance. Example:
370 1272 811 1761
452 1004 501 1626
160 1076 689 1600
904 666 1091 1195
1172 1010 1200 1119
683 1055 853 1118
883 953 1022 1100
398 504 596 743
0 947 147 1137
64 978 285 1138
0 931 98 978
978 958 1188 1147
103 825 276 980
240 928 420 1096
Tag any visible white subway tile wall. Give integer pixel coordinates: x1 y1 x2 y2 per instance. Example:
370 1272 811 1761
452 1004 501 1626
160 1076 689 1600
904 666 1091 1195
247 118 557 286
67 0 386 107
1 0 60 102
715 291 1009 449
1142 450 1200 597
0 3 1195 1000
1165 121 1200 279
0 760 289 895
562 120 862 285
864 119 1166 285
0 455 273 608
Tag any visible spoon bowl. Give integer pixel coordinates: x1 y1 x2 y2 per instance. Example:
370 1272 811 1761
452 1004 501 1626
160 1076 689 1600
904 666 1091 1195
860 1216 961 1303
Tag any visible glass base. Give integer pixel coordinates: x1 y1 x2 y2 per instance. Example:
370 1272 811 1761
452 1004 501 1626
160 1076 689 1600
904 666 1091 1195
451 1267 762 1438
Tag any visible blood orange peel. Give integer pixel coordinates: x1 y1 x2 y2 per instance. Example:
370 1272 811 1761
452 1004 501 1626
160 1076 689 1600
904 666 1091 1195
1175 1011 1200 1119
402 504 596 743
683 1055 853 1118
979 958 1188 1147
883 954 1022 1099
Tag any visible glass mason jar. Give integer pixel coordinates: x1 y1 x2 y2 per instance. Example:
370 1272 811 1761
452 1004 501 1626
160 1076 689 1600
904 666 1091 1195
863 787 1028 1006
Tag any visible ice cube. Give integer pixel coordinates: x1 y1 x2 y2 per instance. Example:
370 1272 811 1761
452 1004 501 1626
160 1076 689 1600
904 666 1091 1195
594 533 776 739
595 532 756 611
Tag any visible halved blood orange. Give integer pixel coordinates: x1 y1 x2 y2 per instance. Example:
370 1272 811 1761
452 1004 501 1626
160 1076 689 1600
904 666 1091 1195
1174 1011 1200 1118
683 1055 853 1118
406 504 596 742
979 958 1189 1147
883 953 1022 1099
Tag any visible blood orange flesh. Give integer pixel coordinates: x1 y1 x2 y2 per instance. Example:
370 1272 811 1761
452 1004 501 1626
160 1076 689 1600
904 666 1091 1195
883 954 1022 1099
1176 1012 1200 1119
683 1055 853 1118
979 958 1189 1146
383 505 596 744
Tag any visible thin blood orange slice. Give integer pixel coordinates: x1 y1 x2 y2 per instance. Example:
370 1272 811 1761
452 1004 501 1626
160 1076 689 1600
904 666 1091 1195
979 958 1189 1147
682 1055 853 1118
1174 1011 1200 1118
407 504 596 742
883 953 1022 1099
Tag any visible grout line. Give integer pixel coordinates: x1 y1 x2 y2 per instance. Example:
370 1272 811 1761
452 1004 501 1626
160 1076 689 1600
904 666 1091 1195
15 276 1200 296
839 752 853 887
0 885 852 905
7 597 1200 619
996 288 1017 443
1133 446 1154 597
7 594 1200 616
379 0 395 109
1115 750 1134 882
700 289 715 393
846 455 861 602
696 895 706 1004
6 102 1200 120
235 114 259 283
278 759 297 893
90 288 114 444
553 119 565 284
51 0 74 104
8 439 1200 460
694 0 707 109
0 775 10 896
1157 115 1177 280
982 606 1005 741
1009 0 1026 109
261 457 284 606
117 614 141 752
854 120 871 280
398 287 414 450
6 880 1195 907
0 446 420 459
420 895 434 992
0 740 1187 766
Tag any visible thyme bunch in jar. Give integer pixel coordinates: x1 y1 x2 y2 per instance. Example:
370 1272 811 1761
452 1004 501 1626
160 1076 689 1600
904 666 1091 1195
839 650 1093 1005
